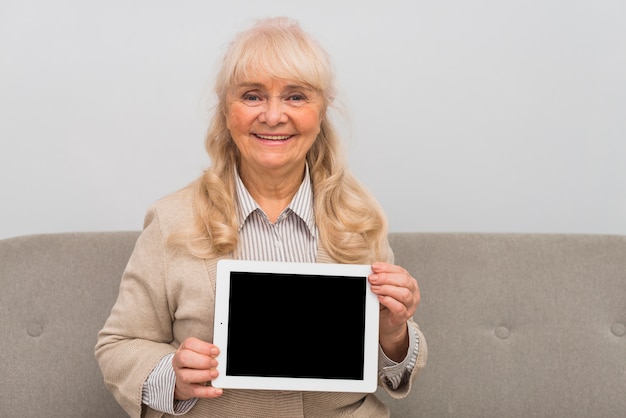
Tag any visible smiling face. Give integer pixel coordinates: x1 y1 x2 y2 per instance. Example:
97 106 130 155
226 76 324 180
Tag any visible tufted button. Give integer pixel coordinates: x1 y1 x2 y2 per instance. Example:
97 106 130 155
495 326 510 339
27 323 44 337
611 323 626 337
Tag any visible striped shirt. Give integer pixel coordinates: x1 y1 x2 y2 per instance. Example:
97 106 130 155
142 167 418 414
234 166 317 263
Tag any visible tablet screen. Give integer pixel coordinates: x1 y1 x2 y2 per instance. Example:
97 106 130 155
226 271 366 379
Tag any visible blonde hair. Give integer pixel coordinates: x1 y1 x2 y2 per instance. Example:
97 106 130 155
175 17 390 264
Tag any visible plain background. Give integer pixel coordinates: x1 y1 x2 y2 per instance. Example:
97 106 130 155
1 0 625 240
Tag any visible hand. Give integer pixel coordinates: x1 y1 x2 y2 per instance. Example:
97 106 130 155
368 262 420 362
172 337 224 400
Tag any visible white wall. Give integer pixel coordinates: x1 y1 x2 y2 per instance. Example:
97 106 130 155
1 0 625 240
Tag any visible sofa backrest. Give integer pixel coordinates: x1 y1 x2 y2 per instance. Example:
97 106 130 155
377 232 626 418
1 231 625 417
1 232 137 418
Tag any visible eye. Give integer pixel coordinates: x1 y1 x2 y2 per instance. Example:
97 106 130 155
241 92 264 106
285 93 308 105
243 93 261 101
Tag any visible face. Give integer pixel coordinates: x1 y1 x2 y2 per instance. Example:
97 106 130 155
225 76 324 179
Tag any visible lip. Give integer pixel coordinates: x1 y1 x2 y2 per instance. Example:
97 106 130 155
254 133 294 141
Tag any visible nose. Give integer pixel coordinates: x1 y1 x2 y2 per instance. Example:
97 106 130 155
259 98 287 126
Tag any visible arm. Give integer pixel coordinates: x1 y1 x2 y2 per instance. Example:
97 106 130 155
142 353 198 414
95 210 177 417
96 203 227 417
369 262 428 396
378 321 419 388
142 339 222 415
369 262 420 361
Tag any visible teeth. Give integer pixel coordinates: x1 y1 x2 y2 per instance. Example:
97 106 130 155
256 134 291 140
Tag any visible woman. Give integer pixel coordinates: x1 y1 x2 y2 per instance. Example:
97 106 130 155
96 17 427 418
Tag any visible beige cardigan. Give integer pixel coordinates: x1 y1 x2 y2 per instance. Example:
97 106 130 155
96 186 427 418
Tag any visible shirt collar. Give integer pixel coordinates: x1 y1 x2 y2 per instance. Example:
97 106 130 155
235 165 316 234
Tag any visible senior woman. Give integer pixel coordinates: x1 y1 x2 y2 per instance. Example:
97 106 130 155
96 17 427 418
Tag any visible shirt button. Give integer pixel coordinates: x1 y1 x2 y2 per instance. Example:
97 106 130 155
275 240 282 248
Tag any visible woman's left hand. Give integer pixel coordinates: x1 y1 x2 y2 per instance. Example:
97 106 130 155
368 262 420 362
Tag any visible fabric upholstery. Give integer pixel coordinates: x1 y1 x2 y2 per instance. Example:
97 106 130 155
1 231 625 417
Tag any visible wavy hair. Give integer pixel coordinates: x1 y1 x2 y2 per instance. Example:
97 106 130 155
173 17 390 264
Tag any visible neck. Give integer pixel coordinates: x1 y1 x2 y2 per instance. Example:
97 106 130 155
238 163 305 223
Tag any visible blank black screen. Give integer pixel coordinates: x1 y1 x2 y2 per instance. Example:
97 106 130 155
226 271 367 380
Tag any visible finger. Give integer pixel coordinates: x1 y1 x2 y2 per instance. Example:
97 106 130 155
376 289 416 317
176 381 224 400
370 271 419 302
370 272 407 293
179 337 220 357
174 348 219 371
175 367 223 400
371 280 420 321
369 268 417 290
371 283 415 305
194 385 224 399
176 367 219 386
195 385 224 399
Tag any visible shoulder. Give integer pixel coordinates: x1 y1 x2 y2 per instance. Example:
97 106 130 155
143 182 197 237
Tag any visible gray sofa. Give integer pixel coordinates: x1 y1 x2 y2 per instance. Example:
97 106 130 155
1 231 625 417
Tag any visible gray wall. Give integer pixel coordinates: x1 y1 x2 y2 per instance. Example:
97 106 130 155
2 0 625 239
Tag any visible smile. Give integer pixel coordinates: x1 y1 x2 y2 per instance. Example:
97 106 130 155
255 134 292 141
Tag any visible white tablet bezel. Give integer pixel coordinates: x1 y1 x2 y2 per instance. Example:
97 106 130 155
212 259 380 393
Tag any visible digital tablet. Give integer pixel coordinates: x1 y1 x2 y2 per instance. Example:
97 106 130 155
212 259 380 393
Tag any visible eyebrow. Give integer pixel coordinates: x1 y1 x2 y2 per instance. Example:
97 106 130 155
236 82 264 89
234 82 316 92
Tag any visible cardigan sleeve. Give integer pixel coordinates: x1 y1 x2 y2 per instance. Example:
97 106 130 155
95 206 177 418
379 319 427 399
377 242 428 398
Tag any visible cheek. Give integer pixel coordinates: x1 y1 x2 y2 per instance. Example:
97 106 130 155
226 105 254 133
226 111 240 132
300 109 323 135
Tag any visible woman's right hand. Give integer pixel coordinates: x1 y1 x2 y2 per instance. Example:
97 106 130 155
172 337 224 400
